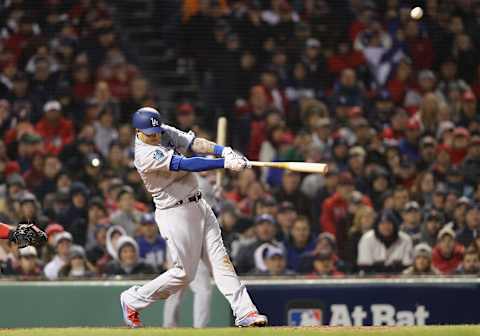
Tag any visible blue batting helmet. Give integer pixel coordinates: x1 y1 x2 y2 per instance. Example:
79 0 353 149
132 107 163 134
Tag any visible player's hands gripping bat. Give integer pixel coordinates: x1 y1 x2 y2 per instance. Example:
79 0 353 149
224 155 250 171
9 223 47 248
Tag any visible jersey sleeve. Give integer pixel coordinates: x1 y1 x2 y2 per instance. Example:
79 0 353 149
134 146 175 173
162 124 195 153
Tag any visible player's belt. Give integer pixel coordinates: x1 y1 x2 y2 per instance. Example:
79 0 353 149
174 191 202 207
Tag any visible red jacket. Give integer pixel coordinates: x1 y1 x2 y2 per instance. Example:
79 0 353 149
320 192 372 241
327 51 365 75
406 38 434 70
431 244 464 275
247 119 267 161
35 117 75 155
446 146 468 166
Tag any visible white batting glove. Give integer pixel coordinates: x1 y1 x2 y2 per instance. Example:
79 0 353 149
224 155 250 171
221 146 235 157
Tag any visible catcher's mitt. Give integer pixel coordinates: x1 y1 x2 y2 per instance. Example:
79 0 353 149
8 223 47 248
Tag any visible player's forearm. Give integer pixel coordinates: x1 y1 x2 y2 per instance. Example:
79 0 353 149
170 155 225 172
190 137 223 156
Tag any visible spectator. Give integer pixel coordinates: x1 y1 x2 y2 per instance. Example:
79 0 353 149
41 223 65 263
432 226 464 275
285 216 316 271
456 206 480 247
58 246 96 279
234 214 279 274
44 231 73 280
86 225 109 266
136 213 166 273
104 236 155 277
3 246 42 277
400 201 423 245
357 210 413 274
251 244 294 276
273 170 310 217
110 186 142 237
229 217 256 261
420 210 444 247
94 108 119 157
403 243 439 276
35 100 74 155
456 248 480 275
301 38 328 91
275 201 297 241
345 205 376 267
96 225 127 272
298 232 346 274
58 182 89 245
320 172 371 257
310 250 345 277
462 135 480 187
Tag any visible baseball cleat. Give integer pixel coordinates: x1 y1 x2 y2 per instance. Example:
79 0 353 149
120 292 143 328
235 311 268 327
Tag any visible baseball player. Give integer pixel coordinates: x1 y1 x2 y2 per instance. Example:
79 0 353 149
120 107 268 328
0 222 47 248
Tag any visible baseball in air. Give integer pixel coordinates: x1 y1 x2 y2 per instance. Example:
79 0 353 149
410 7 423 20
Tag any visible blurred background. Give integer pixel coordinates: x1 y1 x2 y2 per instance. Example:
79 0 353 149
0 0 480 328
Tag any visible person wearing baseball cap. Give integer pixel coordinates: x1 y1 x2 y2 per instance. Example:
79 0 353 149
403 243 439 275
311 249 345 277
43 231 73 280
447 127 470 165
400 201 422 244
456 205 480 247
234 214 278 274
35 100 74 155
42 223 65 263
136 213 166 272
459 90 478 127
252 244 294 276
3 246 42 277
420 210 443 247
431 226 464 274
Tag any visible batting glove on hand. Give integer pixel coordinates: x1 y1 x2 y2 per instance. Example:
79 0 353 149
221 147 235 158
224 155 250 171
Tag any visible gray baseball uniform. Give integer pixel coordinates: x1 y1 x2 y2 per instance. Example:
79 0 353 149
163 174 216 328
121 125 258 322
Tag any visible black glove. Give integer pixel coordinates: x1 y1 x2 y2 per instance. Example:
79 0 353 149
8 223 47 248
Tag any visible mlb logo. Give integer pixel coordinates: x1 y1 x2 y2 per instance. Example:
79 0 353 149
288 309 323 326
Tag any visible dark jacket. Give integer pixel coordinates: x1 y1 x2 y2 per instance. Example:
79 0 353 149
104 260 155 276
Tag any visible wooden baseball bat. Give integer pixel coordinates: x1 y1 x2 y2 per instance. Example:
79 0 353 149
215 117 227 188
249 161 328 175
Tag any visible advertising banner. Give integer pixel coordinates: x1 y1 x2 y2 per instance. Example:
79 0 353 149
245 278 480 326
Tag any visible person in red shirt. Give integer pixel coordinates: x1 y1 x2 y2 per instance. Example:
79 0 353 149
308 250 345 278
431 226 464 274
387 57 414 104
404 20 434 70
447 127 470 166
320 172 372 256
35 100 74 155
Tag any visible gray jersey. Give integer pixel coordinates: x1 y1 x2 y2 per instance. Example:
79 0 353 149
134 124 198 209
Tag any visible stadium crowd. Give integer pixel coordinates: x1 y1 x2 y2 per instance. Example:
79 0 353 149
1 0 480 280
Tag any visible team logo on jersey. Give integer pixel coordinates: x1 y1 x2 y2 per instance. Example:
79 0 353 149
153 150 165 161
150 117 159 127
